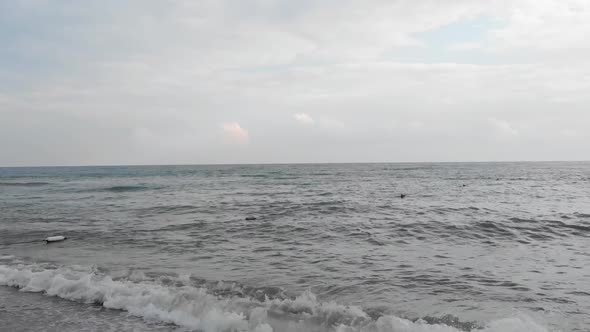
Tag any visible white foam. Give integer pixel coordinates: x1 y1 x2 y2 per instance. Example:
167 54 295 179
45 235 66 242
0 263 554 332
128 269 148 282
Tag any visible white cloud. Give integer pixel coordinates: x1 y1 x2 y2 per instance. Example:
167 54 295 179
221 122 249 144
294 113 315 125
487 0 590 52
489 118 519 138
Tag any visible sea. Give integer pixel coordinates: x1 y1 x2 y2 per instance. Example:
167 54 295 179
0 162 589 332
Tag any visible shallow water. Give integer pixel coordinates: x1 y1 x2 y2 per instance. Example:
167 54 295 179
1 162 589 331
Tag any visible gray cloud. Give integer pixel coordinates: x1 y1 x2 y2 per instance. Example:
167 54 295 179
1 0 589 165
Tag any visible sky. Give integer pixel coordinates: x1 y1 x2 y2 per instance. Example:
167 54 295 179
1 0 589 166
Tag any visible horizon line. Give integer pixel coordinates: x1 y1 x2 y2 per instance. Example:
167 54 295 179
1 160 589 168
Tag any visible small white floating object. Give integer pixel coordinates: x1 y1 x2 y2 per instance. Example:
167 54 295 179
45 235 67 243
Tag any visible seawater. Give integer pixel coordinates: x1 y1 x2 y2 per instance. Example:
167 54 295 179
1 163 589 331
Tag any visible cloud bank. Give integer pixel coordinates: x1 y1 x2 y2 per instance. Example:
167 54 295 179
0 0 589 165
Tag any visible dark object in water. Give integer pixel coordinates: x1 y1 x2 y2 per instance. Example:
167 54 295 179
400 194 406 199
245 217 257 221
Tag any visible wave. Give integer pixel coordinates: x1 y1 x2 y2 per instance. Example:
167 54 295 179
77 185 159 193
135 205 203 217
0 262 552 332
0 181 49 187
106 185 156 192
240 174 271 178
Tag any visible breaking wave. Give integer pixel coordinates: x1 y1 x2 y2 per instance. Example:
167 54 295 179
0 262 551 332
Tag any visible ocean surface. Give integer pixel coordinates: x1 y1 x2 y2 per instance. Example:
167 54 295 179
1 162 589 332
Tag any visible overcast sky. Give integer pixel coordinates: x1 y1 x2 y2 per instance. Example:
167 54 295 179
1 0 589 166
